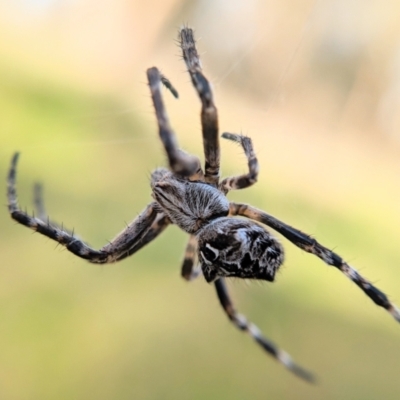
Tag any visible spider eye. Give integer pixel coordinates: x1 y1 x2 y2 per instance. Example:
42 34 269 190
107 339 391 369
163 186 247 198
200 243 219 264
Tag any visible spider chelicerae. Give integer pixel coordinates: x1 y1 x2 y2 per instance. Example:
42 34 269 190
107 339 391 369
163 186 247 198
7 27 400 383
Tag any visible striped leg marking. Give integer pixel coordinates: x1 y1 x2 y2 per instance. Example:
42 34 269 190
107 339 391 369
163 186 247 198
8 153 161 264
215 278 314 382
179 27 220 184
230 202 400 323
219 133 259 192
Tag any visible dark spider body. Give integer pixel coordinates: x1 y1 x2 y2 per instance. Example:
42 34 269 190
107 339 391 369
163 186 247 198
7 27 400 383
197 218 283 283
151 167 283 283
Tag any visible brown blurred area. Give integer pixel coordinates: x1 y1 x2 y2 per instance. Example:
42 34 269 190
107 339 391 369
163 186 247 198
2 1 400 399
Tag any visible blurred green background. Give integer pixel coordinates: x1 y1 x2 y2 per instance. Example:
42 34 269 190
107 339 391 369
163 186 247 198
2 0 400 399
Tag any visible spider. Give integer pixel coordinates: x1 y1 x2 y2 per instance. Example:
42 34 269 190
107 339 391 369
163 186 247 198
7 27 400 383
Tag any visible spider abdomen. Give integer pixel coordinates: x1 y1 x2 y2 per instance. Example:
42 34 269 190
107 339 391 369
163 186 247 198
197 218 284 283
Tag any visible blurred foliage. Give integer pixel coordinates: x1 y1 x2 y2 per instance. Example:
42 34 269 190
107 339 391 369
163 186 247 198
2 1 400 399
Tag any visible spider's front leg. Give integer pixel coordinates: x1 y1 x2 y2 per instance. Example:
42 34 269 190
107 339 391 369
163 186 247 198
33 182 78 238
112 213 170 262
215 278 314 382
32 177 170 261
7 153 167 264
147 67 201 178
179 27 220 185
229 202 400 323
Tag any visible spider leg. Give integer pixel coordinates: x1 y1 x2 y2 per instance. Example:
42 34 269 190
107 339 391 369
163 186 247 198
33 182 77 237
229 202 400 323
219 133 259 192
8 153 163 264
181 235 202 281
147 67 199 177
114 213 170 262
215 278 314 382
32 176 168 261
179 27 220 185
160 73 179 99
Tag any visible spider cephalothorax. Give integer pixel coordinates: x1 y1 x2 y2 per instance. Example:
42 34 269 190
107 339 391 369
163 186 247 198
151 167 229 233
150 168 283 282
7 27 400 383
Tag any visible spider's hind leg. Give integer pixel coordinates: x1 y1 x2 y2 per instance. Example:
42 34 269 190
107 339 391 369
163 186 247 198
8 153 166 264
32 182 76 237
114 212 170 262
215 278 314 382
230 202 400 323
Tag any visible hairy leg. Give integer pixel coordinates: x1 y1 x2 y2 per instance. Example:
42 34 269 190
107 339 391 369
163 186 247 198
8 153 163 264
215 278 314 382
179 27 220 185
219 133 259 192
147 67 199 177
160 73 179 99
114 213 170 262
229 202 400 323
33 182 78 237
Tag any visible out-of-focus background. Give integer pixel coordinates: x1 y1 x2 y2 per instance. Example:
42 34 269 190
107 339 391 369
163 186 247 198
2 0 400 399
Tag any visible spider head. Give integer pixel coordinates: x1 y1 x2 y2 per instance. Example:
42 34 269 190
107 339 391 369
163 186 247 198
151 168 229 234
196 217 284 283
